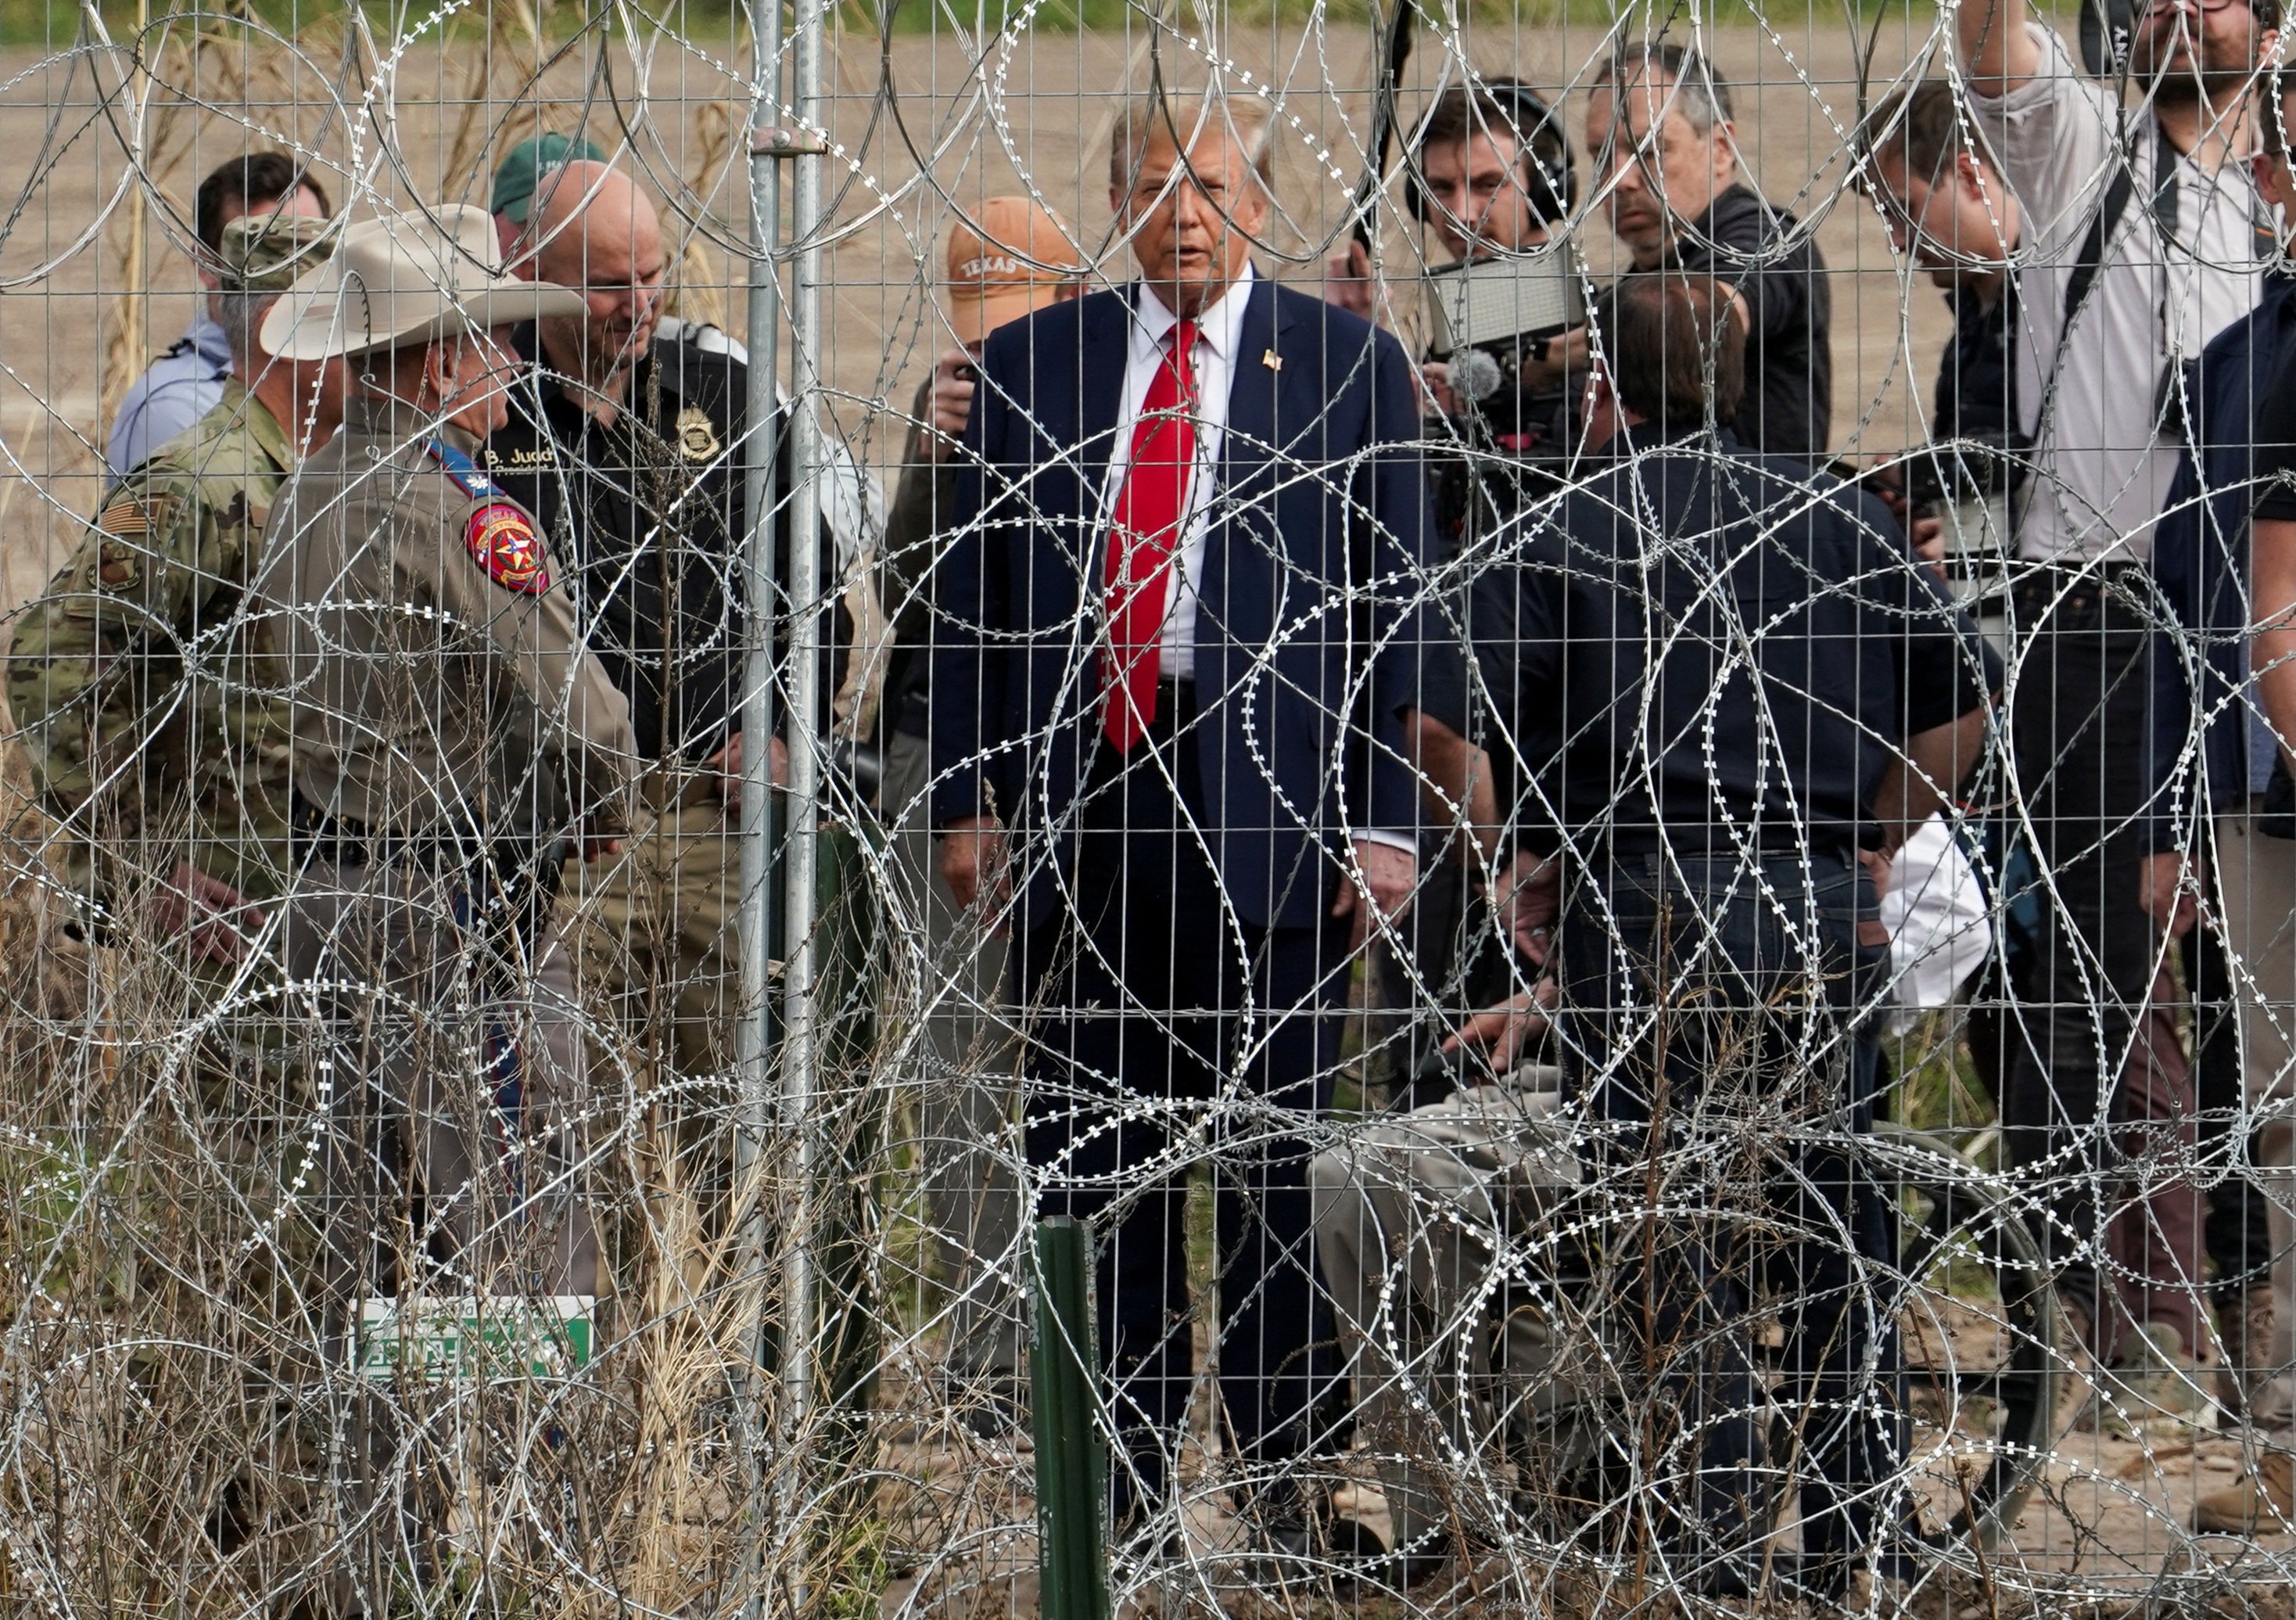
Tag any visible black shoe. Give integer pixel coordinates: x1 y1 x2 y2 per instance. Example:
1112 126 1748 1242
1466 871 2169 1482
958 1386 1028 1442
1313 1516 1451 1589
1111 1505 1186 1570
1249 1500 1394 1593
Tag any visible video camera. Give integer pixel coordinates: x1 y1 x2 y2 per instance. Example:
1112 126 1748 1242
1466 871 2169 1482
1422 251 1587 523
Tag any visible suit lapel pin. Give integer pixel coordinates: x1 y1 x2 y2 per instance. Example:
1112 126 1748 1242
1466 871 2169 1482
1262 348 1283 372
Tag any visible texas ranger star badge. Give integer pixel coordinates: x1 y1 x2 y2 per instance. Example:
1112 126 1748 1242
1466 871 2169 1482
466 503 551 594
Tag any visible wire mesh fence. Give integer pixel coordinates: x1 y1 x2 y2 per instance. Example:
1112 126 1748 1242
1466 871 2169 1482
0 2 2292 1617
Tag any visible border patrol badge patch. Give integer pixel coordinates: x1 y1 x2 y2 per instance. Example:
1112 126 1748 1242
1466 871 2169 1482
466 503 551 594
676 406 720 462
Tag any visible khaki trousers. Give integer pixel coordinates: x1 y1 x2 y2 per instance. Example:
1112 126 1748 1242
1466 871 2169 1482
881 727 1022 1388
278 855 599 1616
1308 1077 1593 1557
563 796 744 1094
281 857 600 1307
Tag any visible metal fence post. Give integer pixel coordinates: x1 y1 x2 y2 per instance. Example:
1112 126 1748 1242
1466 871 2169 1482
776 0 830 1611
737 2 787 1617
1032 1216 1111 1620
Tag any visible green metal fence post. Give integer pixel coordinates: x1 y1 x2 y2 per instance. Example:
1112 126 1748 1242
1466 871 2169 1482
1031 1216 1110 1620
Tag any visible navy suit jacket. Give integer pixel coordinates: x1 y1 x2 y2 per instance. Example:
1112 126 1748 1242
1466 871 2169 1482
929 274 1446 931
2147 270 2296 846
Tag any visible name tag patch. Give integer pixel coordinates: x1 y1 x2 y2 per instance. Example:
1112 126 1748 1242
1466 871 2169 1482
466 503 551 594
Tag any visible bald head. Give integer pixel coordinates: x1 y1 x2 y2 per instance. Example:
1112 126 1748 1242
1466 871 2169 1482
528 160 669 397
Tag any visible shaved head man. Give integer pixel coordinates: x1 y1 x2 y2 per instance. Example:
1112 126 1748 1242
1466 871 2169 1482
481 162 884 1482
523 160 669 424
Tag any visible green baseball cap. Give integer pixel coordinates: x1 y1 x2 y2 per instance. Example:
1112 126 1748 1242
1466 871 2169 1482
490 132 607 224
215 212 333 295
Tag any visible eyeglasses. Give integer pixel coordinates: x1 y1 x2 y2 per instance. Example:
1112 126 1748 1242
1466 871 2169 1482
2140 0 2250 15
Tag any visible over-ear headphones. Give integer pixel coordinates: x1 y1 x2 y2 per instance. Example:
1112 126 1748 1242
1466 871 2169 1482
1404 78 1579 233
2078 0 2137 78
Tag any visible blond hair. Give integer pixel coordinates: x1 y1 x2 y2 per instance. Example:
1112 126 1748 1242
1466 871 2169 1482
1108 92 1277 195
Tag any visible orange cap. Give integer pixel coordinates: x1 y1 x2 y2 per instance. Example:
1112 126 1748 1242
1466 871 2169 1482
945 196 1083 345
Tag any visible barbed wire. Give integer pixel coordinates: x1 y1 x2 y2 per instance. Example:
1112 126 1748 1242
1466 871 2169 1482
0 2 2291 1618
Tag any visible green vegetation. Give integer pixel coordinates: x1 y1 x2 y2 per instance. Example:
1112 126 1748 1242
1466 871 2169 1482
1888 1011 2000 1152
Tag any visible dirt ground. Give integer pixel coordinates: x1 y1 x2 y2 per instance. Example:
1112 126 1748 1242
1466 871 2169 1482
870 1350 2296 1619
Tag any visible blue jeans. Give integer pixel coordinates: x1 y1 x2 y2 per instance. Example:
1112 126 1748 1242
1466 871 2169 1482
1558 851 1903 1596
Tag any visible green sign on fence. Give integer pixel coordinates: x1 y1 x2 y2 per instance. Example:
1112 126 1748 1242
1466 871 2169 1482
356 1296 596 1383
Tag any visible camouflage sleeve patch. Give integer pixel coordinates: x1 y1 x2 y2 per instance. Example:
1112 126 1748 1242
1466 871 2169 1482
465 502 552 594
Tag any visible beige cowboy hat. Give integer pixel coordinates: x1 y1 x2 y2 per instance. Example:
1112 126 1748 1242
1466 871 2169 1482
260 202 587 361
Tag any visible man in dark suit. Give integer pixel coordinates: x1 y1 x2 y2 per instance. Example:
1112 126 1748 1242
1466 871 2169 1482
1468 273 1996 1597
930 92 1444 1557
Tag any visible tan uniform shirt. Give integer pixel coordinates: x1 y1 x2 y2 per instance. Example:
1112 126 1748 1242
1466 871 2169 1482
253 392 636 842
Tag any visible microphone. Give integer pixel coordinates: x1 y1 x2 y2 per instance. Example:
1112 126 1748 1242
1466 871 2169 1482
1455 347 1505 404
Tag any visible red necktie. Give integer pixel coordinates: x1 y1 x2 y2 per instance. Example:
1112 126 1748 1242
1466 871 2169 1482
1100 319 1199 751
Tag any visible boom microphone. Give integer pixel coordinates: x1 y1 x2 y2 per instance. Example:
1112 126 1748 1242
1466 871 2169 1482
1455 347 1505 404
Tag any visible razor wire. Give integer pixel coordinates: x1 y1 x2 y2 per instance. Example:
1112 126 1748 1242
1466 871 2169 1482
0 2 2291 1618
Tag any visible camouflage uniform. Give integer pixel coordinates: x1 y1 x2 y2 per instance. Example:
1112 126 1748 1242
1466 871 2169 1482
255 387 637 1311
244 203 637 1613
8 216 329 929
2 214 336 1600
258 393 637 1615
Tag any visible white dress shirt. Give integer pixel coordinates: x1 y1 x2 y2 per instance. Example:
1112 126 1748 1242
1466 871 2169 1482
1973 22 2265 564
1102 265 1257 681
1101 265 1414 857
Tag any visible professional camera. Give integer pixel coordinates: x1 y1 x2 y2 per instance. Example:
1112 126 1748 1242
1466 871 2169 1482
1423 250 1588 527
1899 427 2036 512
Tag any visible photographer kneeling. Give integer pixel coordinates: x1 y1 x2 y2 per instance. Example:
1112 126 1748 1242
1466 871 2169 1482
1314 271 1999 1596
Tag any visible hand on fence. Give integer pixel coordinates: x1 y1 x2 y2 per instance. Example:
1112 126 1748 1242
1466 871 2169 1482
2139 849 2198 939
940 814 1010 928
1446 980 1555 1069
1497 850 1560 966
709 731 787 812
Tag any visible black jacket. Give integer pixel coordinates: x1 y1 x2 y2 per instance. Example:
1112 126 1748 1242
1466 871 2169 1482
1667 185 1835 459
1468 425 1997 863
2147 268 2296 837
489 324 846 761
